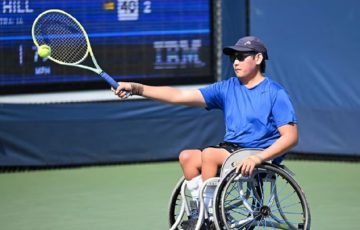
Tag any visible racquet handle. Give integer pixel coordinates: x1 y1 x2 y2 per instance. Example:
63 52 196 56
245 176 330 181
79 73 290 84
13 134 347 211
100 71 120 89
100 71 131 96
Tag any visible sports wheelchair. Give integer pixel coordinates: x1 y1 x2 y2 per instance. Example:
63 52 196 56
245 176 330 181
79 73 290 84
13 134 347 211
168 149 311 230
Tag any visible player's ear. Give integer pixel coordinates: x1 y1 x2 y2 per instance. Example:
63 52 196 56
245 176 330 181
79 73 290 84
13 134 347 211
255 53 264 65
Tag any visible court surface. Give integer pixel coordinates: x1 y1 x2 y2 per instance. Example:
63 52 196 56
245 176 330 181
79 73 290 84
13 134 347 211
0 160 359 230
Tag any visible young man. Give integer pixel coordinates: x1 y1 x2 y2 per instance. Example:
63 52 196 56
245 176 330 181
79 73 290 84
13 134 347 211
114 36 298 227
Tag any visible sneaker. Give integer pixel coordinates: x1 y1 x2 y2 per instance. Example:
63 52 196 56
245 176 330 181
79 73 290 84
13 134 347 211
181 200 213 230
181 218 198 230
181 218 212 230
189 200 199 218
208 221 216 230
203 219 216 230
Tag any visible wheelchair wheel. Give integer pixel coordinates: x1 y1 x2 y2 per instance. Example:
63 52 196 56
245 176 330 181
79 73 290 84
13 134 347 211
213 163 311 230
168 176 193 229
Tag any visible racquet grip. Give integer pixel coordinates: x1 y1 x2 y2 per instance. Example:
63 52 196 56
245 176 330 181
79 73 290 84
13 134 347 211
100 71 119 89
100 71 131 97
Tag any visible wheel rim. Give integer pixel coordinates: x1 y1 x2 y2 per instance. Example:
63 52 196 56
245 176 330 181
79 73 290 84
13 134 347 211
215 165 310 229
168 177 193 229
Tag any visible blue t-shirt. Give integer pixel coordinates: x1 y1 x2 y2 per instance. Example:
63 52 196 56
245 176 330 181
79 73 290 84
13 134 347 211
199 77 297 148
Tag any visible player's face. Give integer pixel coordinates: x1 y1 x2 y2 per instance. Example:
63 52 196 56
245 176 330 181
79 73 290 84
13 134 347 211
230 52 262 78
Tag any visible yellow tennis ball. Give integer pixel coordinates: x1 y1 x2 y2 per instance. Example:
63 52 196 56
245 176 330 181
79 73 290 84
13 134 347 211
38 45 51 58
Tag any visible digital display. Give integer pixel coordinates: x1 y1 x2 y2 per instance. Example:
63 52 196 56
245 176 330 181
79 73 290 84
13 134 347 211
0 0 216 94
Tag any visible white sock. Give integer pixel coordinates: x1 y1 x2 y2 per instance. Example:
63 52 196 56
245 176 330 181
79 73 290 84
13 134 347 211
186 175 202 202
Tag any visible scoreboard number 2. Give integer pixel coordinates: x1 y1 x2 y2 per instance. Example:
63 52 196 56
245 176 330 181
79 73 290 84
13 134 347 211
143 1 151 14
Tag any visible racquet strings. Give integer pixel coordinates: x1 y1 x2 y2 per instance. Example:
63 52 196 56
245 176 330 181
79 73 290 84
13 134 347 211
33 12 88 64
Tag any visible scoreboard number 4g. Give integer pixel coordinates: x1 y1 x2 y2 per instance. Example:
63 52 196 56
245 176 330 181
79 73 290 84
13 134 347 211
118 0 151 21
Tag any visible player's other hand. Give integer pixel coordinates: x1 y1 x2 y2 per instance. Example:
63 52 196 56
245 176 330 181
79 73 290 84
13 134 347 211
235 156 262 176
112 82 132 99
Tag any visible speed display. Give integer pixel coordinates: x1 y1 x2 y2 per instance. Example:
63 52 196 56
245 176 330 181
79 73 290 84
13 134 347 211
0 0 216 94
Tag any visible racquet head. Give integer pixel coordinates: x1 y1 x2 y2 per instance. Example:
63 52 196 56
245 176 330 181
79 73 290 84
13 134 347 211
32 9 91 65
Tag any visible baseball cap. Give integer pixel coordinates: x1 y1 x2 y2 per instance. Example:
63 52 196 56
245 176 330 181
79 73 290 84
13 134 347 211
223 36 269 59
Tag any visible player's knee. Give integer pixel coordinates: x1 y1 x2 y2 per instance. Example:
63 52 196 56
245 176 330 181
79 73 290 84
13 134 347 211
179 150 192 166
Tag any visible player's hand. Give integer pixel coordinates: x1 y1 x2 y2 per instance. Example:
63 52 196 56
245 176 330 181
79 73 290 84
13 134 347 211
112 82 132 99
235 155 262 176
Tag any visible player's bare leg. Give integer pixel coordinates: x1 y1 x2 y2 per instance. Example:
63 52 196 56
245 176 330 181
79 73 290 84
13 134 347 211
201 148 230 181
179 149 202 180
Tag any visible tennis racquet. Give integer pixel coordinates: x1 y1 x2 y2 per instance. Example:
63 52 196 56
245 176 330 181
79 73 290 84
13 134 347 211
31 9 127 91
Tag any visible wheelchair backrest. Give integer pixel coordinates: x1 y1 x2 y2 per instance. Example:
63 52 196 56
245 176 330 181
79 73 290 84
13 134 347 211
220 148 263 178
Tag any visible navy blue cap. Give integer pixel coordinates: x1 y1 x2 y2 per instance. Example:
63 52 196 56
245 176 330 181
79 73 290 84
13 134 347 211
223 36 269 59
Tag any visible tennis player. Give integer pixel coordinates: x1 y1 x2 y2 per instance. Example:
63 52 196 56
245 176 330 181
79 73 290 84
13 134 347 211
114 36 298 229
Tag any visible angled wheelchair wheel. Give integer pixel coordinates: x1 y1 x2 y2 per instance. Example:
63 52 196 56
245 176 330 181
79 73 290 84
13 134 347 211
213 163 311 230
168 176 193 229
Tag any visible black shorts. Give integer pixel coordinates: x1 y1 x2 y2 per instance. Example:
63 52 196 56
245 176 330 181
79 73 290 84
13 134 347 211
203 142 242 153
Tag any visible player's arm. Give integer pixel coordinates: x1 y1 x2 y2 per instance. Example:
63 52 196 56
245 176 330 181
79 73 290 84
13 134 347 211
256 123 298 162
236 123 298 175
114 82 207 108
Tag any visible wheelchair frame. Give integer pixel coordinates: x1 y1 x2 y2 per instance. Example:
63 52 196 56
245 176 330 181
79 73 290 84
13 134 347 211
168 149 311 230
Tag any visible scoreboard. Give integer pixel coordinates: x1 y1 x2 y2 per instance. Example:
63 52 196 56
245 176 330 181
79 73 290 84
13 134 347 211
0 0 216 94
